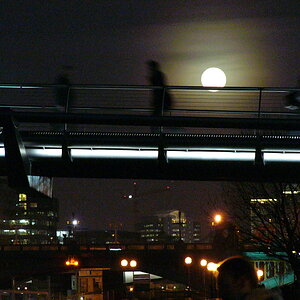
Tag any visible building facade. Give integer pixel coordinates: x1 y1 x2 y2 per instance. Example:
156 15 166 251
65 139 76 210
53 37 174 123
137 210 201 243
0 176 58 244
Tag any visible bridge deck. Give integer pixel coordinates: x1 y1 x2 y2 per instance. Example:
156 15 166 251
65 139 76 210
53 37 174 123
1 84 300 182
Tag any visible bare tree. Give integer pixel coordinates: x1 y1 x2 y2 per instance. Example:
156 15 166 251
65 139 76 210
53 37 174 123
222 182 300 284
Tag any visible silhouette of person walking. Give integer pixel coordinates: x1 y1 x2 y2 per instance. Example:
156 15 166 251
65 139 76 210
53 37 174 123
146 60 172 116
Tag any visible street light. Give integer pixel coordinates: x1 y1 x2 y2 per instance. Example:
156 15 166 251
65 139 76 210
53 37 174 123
200 259 208 299
130 260 137 268
184 257 192 292
72 219 79 226
120 259 138 297
214 214 222 224
200 259 208 267
65 256 79 267
207 262 219 299
120 259 137 268
184 256 192 265
211 214 223 226
207 262 219 272
120 259 128 267
257 269 264 281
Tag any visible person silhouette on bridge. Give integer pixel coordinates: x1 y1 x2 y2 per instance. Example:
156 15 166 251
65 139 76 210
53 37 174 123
146 60 172 115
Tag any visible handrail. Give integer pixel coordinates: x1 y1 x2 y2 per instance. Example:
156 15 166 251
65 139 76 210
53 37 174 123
0 84 299 133
0 83 299 92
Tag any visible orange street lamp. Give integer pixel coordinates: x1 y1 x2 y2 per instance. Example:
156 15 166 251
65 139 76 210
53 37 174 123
130 260 137 268
184 256 192 265
65 257 79 267
207 262 219 272
211 214 223 226
200 259 208 267
184 256 192 292
120 259 128 267
257 269 264 281
214 214 222 223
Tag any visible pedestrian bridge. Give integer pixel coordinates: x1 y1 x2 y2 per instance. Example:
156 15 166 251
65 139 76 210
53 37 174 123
1 84 300 185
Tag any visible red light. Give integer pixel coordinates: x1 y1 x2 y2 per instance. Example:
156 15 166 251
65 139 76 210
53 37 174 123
166 186 170 190
123 195 128 199
133 182 137 185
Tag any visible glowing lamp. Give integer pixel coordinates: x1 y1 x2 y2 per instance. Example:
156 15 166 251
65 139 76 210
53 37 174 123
121 259 128 267
200 259 208 267
207 262 219 272
257 269 264 279
214 214 222 224
72 219 79 226
184 256 192 265
65 257 79 266
130 260 137 268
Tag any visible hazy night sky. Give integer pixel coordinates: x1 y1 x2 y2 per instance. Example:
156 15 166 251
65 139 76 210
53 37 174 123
2 1 300 230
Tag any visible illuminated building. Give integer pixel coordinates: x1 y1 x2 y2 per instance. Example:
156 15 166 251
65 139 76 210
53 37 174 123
137 210 201 243
0 176 58 244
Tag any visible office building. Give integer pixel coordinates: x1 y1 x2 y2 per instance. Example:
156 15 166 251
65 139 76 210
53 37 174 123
137 210 201 243
0 176 58 244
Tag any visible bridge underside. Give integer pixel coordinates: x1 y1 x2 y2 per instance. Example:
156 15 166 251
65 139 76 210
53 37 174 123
1 129 300 182
1 109 300 183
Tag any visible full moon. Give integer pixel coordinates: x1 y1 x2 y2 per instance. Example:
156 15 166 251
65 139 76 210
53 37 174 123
201 67 227 88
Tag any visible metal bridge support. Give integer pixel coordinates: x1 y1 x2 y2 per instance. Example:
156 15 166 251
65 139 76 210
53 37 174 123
1 109 30 189
62 131 73 164
158 134 168 168
255 147 265 167
254 135 265 167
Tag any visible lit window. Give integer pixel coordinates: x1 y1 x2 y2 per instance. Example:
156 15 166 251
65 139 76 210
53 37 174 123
30 203 37 208
19 219 30 225
18 229 28 235
18 203 27 210
19 194 27 201
4 229 16 234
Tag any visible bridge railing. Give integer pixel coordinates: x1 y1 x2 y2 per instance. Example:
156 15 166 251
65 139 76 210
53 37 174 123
0 84 299 134
0 84 298 115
